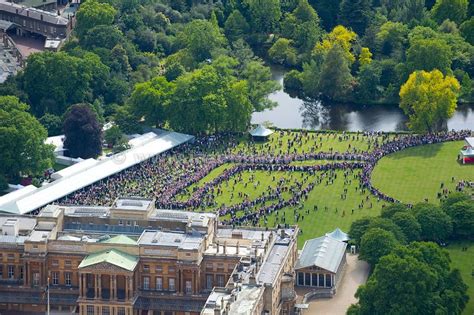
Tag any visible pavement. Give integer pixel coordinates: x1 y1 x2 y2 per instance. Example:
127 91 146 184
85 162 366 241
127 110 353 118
303 254 370 315
9 34 44 58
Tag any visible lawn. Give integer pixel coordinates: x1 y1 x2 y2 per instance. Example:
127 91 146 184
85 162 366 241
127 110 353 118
371 141 474 204
445 241 474 315
231 131 395 155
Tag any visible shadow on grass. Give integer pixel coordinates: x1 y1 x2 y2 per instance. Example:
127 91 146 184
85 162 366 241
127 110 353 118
389 142 447 159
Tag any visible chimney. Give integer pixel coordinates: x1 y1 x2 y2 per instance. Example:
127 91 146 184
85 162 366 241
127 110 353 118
216 241 219 253
223 241 227 255
236 241 239 254
280 229 285 239
261 232 264 241
40 14 43 21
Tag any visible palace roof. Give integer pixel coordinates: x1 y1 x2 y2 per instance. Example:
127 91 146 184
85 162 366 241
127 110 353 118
295 235 347 273
78 249 138 271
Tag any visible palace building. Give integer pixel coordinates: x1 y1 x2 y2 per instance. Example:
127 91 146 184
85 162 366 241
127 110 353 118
0 197 298 315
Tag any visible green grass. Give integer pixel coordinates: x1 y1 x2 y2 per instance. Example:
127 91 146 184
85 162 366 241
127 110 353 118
371 141 474 204
231 131 395 155
445 241 474 315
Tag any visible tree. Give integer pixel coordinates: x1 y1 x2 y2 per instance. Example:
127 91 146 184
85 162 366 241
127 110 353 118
444 200 474 239
0 96 54 180
460 17 474 45
359 47 372 66
82 25 124 50
338 0 372 35
268 38 297 66
317 44 353 101
406 38 453 74
375 21 409 59
224 10 250 41
104 125 125 147
178 19 226 62
356 62 382 102
39 113 63 136
309 0 341 30
127 76 175 127
399 70 460 132
359 228 399 266
349 217 373 246
0 175 7 191
380 203 408 219
241 61 280 111
248 0 281 33
224 80 253 132
413 203 453 242
22 52 109 117
75 0 117 39
63 104 103 159
391 212 422 242
441 192 470 211
351 242 468 315
314 25 357 63
431 0 468 25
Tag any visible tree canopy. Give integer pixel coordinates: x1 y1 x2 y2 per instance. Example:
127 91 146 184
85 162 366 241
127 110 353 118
0 96 54 180
399 70 460 132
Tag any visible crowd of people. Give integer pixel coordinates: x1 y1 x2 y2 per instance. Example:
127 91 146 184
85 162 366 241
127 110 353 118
59 129 472 226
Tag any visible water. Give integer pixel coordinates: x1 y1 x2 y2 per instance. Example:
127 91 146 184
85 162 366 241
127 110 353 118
251 66 474 132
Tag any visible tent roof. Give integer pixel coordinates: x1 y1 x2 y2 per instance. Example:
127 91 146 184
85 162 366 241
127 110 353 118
295 235 347 273
249 125 274 137
325 228 349 242
465 137 474 148
78 249 138 271
0 130 194 215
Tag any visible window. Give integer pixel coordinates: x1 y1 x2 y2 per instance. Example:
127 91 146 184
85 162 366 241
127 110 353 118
52 272 59 285
65 260 72 268
20 267 23 280
52 260 59 266
7 254 14 260
305 273 311 286
33 272 40 286
326 274 332 287
319 274 324 287
118 220 123 226
297 272 304 286
102 307 110 315
117 308 125 315
206 263 213 271
216 275 225 287
185 280 192 294
65 272 72 286
0 265 3 278
134 221 138 227
217 263 224 270
155 265 163 273
206 274 213 290
312 273 318 287
126 221 131 226
168 278 175 291
143 277 150 290
167 266 175 273
86 305 94 315
8 265 14 279
156 277 163 290
143 265 150 272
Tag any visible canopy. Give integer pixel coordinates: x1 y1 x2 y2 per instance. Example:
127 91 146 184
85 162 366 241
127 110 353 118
326 227 350 242
295 235 347 273
249 125 274 137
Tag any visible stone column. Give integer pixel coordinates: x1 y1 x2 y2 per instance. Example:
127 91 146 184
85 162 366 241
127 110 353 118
79 274 83 297
192 270 196 294
98 274 102 299
110 275 113 300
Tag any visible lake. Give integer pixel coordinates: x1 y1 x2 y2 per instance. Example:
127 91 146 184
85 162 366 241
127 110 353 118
252 66 474 132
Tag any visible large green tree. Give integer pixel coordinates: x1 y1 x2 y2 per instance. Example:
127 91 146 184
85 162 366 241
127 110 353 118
444 200 474 239
431 0 468 25
399 69 460 132
413 203 453 242
0 96 54 180
338 0 372 35
247 0 281 33
359 228 400 266
75 0 117 39
406 38 453 74
350 242 468 315
127 76 175 127
63 104 103 159
317 44 354 101
178 19 226 62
